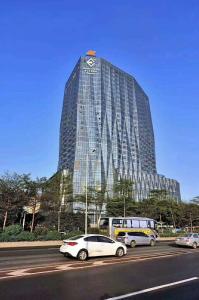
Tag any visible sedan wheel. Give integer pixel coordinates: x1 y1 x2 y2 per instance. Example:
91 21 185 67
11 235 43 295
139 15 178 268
77 250 88 261
130 240 136 248
116 247 124 257
150 239 155 247
192 242 197 249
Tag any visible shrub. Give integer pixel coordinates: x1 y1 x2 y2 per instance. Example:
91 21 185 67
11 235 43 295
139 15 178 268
16 231 35 241
34 226 48 237
0 233 11 242
4 225 23 236
160 231 187 237
44 230 62 240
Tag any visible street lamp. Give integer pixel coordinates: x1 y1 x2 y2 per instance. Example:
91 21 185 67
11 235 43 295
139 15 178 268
85 148 96 235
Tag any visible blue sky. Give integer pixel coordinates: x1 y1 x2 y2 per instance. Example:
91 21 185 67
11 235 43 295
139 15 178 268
0 0 199 200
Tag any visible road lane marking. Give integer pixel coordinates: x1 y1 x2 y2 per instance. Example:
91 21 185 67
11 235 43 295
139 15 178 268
106 277 199 299
0 250 197 281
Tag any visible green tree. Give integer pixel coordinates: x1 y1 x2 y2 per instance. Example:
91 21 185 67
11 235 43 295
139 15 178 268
41 170 73 231
0 172 30 230
113 178 133 217
23 177 47 232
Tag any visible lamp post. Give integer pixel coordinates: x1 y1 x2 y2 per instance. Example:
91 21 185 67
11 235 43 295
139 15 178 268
85 148 96 235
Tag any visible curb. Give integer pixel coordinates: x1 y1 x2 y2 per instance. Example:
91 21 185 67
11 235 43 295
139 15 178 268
0 240 62 250
0 238 176 250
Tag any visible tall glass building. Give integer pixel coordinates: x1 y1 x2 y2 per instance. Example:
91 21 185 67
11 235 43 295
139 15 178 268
58 51 181 208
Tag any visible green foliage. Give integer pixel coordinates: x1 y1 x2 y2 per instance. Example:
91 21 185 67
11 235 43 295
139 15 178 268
41 212 88 232
41 171 73 213
4 225 23 236
16 231 35 241
0 172 31 229
114 178 133 199
159 231 187 237
0 228 61 241
34 226 48 237
61 212 87 232
44 230 61 240
0 227 35 241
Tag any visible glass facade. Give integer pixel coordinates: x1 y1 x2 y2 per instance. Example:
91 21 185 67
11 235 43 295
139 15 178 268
58 54 181 203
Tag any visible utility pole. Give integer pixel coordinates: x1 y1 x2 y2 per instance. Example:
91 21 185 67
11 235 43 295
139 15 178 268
85 149 96 235
190 213 193 232
85 152 88 235
123 197 126 218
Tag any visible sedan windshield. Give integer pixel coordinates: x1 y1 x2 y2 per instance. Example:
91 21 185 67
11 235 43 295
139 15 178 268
184 234 193 238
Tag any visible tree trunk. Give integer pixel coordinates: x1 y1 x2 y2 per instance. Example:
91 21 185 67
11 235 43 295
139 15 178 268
31 205 36 233
22 212 26 230
3 210 8 231
57 209 61 232
170 208 176 230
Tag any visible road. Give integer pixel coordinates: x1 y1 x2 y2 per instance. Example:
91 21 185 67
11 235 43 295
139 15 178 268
0 242 198 300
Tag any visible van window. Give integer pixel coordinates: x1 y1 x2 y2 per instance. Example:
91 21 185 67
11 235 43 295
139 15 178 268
117 232 126 237
128 232 139 236
139 232 148 237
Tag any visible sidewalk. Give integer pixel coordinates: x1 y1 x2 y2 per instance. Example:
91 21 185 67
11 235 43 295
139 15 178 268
0 237 176 249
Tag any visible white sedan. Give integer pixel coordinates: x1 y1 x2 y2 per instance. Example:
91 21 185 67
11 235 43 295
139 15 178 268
60 234 127 261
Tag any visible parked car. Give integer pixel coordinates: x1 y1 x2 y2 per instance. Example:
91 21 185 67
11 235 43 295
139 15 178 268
175 233 199 249
60 234 127 261
116 231 156 247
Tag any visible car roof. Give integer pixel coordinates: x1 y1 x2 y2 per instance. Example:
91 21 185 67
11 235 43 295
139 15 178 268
83 234 110 237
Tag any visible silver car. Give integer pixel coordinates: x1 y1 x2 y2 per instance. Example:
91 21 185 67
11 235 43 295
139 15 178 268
116 231 156 247
175 233 199 249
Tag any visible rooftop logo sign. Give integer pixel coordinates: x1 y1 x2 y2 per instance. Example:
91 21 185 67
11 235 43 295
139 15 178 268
83 57 98 74
86 57 96 67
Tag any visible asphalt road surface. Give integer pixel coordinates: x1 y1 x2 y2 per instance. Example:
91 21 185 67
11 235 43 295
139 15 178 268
0 242 198 300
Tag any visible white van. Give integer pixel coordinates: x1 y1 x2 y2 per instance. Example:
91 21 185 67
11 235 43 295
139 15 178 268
116 231 156 247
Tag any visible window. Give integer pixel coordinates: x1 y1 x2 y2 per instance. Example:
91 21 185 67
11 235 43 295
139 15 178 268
123 220 132 228
147 220 154 228
97 236 114 243
128 232 139 236
193 234 199 239
139 232 148 237
128 232 147 237
112 219 123 228
132 220 140 228
117 232 126 237
140 220 147 228
84 236 98 242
